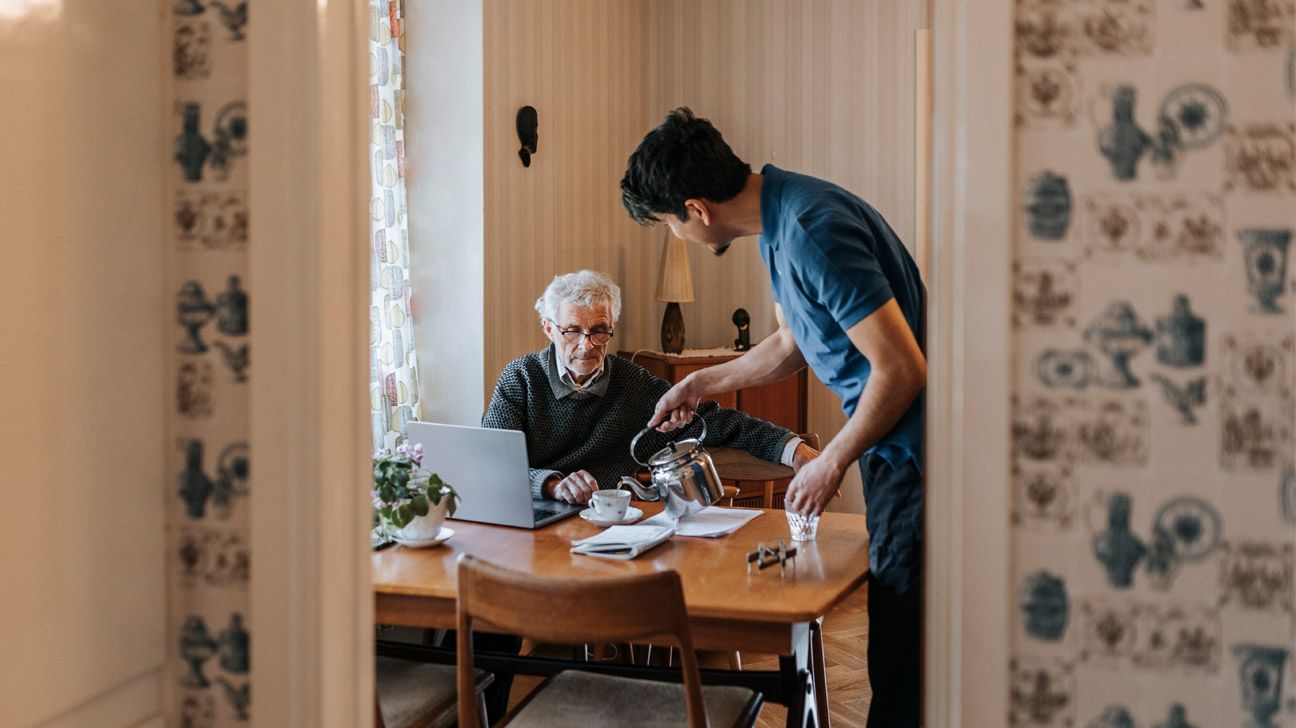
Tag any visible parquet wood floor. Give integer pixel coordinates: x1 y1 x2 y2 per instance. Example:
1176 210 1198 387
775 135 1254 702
506 586 871 726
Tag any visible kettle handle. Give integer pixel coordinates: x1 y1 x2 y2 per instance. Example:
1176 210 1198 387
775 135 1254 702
630 416 707 467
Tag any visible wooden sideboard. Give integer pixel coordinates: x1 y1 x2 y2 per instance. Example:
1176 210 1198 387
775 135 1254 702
619 350 808 508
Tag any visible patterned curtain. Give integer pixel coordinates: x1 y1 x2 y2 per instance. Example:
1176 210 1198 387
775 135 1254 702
369 0 421 452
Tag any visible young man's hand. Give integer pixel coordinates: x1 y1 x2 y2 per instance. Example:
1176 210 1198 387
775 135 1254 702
784 455 845 517
649 377 701 432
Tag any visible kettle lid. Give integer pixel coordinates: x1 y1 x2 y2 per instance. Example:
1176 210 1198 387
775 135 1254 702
647 437 705 467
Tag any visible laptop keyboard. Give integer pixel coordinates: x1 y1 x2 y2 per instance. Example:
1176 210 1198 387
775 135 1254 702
533 507 564 521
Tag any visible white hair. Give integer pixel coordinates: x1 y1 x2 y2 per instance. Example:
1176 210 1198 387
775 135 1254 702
534 270 622 323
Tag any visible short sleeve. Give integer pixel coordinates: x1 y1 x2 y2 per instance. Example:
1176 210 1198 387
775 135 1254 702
788 218 895 330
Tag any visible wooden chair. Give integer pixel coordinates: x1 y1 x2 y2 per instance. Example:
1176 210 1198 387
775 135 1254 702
710 433 820 509
375 656 494 728
455 555 764 728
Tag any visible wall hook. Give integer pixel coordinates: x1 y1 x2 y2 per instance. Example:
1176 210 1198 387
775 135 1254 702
517 105 538 167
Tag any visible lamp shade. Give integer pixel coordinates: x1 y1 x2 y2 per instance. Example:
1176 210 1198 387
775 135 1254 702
656 232 695 303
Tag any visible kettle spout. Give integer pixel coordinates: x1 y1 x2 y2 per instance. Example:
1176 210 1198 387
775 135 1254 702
618 475 659 502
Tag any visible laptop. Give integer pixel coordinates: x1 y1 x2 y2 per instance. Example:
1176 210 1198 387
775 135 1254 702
405 421 583 528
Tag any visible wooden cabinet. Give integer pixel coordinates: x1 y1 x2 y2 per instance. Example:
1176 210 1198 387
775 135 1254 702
621 350 807 432
619 350 808 508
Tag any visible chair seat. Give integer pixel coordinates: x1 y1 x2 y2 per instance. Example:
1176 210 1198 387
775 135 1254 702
504 670 761 728
376 656 492 728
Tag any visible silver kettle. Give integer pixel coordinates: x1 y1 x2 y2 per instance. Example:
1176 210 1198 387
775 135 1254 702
619 418 724 522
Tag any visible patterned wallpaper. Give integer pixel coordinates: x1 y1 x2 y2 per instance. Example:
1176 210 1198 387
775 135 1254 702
167 1 251 725
1009 2 1296 727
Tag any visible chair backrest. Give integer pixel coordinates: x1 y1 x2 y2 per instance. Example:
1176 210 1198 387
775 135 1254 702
710 432 822 483
455 554 708 728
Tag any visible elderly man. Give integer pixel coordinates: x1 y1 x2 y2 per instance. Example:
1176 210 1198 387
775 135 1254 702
483 269 817 504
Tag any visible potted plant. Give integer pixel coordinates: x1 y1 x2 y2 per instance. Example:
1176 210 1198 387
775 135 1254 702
372 442 459 542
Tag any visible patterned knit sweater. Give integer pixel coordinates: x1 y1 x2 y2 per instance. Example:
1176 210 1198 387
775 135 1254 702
482 347 797 499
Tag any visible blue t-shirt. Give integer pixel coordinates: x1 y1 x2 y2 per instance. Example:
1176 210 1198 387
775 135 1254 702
758 165 925 470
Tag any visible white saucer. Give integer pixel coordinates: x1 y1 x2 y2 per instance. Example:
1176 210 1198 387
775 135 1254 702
393 526 455 549
579 506 644 527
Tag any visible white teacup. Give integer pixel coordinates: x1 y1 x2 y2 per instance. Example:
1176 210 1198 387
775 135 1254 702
588 489 631 521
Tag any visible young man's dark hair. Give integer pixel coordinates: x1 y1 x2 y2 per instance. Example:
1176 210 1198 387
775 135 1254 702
620 107 752 225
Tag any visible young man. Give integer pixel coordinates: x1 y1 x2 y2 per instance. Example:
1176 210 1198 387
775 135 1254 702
621 108 927 727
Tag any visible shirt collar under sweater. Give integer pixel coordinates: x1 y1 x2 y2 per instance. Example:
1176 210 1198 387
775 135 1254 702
545 345 611 399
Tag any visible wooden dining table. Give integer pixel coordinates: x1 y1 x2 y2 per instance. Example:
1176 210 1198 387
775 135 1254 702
373 503 870 728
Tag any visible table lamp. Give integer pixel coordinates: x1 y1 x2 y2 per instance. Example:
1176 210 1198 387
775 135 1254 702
656 231 694 354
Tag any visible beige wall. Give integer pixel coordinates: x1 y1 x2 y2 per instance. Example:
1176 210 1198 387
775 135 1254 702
0 1 165 726
645 0 927 348
479 2 928 515
483 0 653 385
644 0 929 515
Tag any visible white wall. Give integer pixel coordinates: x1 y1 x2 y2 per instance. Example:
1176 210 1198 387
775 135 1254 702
0 1 166 725
406 0 486 426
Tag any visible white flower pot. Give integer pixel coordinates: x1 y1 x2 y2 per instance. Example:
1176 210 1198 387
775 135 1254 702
396 498 448 541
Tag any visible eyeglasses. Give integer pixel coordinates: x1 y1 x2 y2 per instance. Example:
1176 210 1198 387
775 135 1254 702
548 321 614 346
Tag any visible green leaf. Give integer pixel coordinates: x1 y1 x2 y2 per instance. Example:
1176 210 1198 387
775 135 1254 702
393 504 414 529
426 480 459 515
410 495 429 517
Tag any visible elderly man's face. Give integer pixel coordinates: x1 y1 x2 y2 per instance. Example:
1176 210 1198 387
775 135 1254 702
543 302 614 380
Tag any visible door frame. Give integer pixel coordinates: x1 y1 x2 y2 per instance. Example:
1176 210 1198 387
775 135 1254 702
246 0 1018 724
923 0 1015 725
248 0 374 725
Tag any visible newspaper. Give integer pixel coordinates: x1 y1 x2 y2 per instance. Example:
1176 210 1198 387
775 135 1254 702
643 506 762 538
570 523 676 560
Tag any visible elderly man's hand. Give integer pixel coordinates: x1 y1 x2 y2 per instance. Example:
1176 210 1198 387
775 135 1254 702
545 471 598 504
791 441 820 473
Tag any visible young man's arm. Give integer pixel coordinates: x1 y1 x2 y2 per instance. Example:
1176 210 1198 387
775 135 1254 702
783 298 926 516
649 304 807 431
